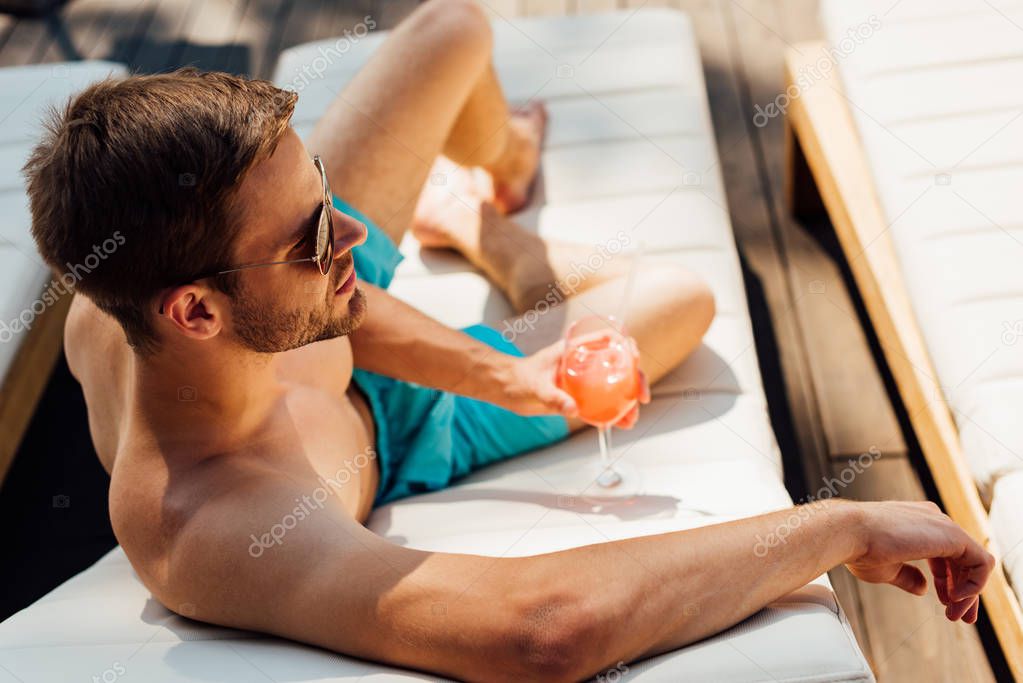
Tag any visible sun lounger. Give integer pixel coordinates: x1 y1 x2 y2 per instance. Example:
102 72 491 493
0 10 873 681
786 0 1023 677
0 61 125 485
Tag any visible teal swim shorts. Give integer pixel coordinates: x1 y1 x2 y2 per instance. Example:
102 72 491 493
337 196 571 505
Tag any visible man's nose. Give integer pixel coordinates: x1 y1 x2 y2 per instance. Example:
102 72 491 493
332 207 368 257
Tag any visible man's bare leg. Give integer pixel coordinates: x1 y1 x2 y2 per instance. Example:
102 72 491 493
308 0 711 424
412 188 633 312
305 0 543 246
413 189 716 432
514 262 715 433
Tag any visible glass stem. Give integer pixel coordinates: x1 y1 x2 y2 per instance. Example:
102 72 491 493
598 426 612 467
596 426 621 488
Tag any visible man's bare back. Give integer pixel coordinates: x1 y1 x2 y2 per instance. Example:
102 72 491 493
24 2 995 680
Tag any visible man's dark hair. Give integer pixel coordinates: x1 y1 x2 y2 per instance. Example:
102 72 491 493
24 67 298 353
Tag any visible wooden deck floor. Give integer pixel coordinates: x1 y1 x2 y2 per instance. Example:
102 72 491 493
0 0 1009 680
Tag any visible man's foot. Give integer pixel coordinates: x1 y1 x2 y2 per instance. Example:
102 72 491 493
411 102 545 250
487 101 547 214
412 157 491 253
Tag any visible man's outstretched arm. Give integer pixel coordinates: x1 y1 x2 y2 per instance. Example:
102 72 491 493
156 485 993 683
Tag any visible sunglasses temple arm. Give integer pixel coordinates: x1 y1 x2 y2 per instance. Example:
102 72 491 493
158 257 318 313
214 256 317 276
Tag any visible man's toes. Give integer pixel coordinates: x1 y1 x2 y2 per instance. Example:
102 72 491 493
518 100 548 134
493 185 528 215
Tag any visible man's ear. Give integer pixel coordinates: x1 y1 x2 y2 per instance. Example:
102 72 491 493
156 285 224 342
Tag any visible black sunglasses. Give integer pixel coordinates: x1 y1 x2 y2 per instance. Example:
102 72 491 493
196 155 335 280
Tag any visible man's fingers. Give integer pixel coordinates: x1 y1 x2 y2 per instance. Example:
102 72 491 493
543 339 566 359
948 546 995 602
946 596 975 622
963 597 980 624
615 405 639 429
891 563 928 595
927 558 952 605
550 389 578 417
950 572 987 603
928 541 990 616
638 370 651 404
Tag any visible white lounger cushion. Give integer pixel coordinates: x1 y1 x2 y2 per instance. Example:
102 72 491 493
0 61 125 384
821 1 1023 598
991 470 1023 598
0 11 872 682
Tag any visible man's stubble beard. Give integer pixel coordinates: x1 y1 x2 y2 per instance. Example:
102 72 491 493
230 282 367 353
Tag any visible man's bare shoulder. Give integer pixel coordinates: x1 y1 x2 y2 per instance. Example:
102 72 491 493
110 447 396 639
64 295 127 378
64 294 141 472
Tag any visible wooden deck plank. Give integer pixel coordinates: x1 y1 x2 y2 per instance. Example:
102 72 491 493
0 15 52 66
311 0 344 40
779 211 908 458
477 0 521 21
523 0 570 15
217 0 280 77
34 0 161 65
79 0 157 62
264 0 340 86
772 3 907 461
101 0 161 65
724 0 905 462
651 0 820 500
324 1 380 38
36 0 108 63
174 0 249 72
785 38 1023 681
129 0 200 73
731 3 994 679
251 0 294 78
278 0 336 50
0 292 72 489
369 0 418 30
833 457 996 682
576 0 620 11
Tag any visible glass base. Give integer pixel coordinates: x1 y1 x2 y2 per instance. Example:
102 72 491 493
546 459 643 506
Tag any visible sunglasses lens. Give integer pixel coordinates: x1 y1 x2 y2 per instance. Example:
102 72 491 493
315 207 333 274
312 156 334 276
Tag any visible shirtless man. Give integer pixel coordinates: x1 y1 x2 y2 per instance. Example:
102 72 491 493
25 1 993 680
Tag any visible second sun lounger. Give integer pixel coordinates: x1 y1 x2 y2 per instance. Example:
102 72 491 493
787 0 1023 677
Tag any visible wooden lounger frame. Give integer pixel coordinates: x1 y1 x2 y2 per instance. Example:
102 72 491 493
784 42 1023 680
0 287 70 485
